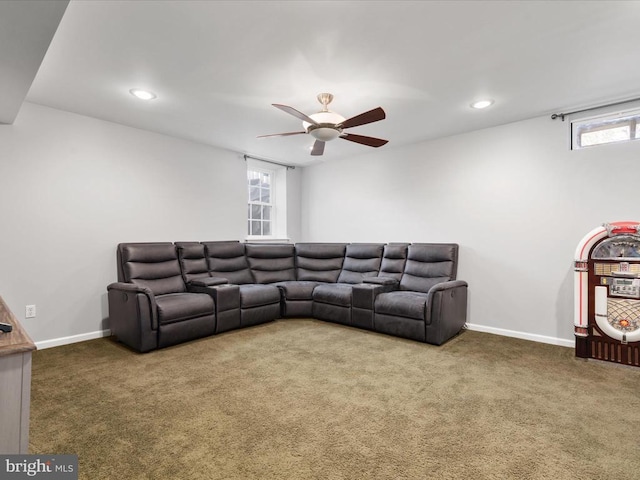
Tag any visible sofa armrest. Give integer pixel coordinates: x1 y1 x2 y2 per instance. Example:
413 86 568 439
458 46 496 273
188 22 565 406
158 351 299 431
188 277 230 287
187 283 240 312
107 282 159 352
353 280 398 310
363 276 399 287
108 281 154 296
425 280 468 345
107 282 157 320
427 280 467 294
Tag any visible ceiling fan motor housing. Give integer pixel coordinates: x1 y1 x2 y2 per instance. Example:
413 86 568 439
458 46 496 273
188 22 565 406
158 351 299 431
303 111 346 142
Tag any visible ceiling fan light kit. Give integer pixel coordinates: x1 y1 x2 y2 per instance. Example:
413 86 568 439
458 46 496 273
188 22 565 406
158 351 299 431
258 93 388 156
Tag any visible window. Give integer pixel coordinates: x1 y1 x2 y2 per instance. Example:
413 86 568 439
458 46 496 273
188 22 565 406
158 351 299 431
247 168 273 236
572 109 640 149
246 157 291 241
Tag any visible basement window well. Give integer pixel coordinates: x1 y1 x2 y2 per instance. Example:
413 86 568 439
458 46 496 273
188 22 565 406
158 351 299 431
572 109 640 150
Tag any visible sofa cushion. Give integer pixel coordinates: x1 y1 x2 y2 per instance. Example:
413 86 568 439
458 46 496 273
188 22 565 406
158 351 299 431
375 291 430 322
119 243 186 296
295 243 346 282
239 284 281 308
245 244 296 283
379 243 409 281
399 244 458 293
275 281 321 301
203 241 255 284
313 283 353 307
156 293 214 325
176 242 209 283
337 243 384 284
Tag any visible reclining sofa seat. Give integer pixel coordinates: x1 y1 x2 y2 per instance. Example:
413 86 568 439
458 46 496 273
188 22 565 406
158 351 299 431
351 243 409 330
373 243 468 345
107 242 216 352
312 243 384 326
244 243 301 316
175 242 242 333
277 243 347 317
201 241 281 329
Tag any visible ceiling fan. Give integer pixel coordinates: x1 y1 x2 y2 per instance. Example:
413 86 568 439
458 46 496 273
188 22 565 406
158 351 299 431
258 93 388 156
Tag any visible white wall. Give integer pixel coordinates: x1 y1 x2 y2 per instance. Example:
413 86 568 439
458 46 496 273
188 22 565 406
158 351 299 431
286 166 302 243
0 102 279 346
300 115 640 346
3 102 637 348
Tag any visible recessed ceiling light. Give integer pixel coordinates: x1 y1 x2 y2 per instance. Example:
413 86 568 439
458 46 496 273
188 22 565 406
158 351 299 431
470 99 494 109
129 89 157 100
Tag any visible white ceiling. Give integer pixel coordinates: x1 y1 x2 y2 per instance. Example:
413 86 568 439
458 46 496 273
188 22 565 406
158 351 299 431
5 0 640 166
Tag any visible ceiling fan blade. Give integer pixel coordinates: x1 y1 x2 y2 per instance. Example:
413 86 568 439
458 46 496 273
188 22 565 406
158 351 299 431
257 131 306 138
340 133 388 148
310 140 325 156
272 104 318 125
339 107 386 129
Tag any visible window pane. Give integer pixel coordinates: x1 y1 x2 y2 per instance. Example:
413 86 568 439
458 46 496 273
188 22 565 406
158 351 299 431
261 172 271 186
263 205 271 220
247 220 251 235
251 204 261 219
263 221 271 236
580 125 630 147
251 221 261 235
250 186 260 202
248 170 260 184
261 188 270 203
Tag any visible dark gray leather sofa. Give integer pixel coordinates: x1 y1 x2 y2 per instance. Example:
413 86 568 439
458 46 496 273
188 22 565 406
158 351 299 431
107 241 468 352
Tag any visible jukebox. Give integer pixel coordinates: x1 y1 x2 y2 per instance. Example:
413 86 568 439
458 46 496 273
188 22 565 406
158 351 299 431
574 221 640 367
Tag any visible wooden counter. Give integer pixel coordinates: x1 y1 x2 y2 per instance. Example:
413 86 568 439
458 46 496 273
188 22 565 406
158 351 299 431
0 295 36 454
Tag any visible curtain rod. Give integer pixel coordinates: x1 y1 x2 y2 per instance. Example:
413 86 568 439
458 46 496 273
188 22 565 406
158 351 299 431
551 96 640 121
243 154 295 170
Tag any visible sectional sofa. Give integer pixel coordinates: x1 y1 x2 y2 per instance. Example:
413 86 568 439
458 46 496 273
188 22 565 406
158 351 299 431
107 241 468 352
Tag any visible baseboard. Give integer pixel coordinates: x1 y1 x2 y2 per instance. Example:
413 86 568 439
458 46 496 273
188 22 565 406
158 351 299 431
35 329 112 350
465 323 574 348
34 323 575 350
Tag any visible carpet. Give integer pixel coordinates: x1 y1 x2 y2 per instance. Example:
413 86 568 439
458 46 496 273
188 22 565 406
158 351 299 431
29 319 640 479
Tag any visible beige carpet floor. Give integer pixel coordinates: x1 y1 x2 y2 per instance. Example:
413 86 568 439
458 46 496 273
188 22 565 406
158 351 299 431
29 319 640 479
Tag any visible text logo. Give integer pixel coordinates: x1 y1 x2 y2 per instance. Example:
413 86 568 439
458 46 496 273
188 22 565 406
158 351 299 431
0 455 77 480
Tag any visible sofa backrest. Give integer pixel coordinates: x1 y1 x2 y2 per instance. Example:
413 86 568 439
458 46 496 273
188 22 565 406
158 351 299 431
399 243 458 293
337 243 384 284
295 243 347 283
202 241 255 284
245 244 296 283
379 243 409 280
175 242 209 284
117 242 186 296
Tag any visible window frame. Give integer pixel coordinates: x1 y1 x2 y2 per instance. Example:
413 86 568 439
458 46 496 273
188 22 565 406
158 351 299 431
571 108 640 150
247 166 275 239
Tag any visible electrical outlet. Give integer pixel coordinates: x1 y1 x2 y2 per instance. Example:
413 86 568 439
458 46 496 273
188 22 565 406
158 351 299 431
25 305 36 318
